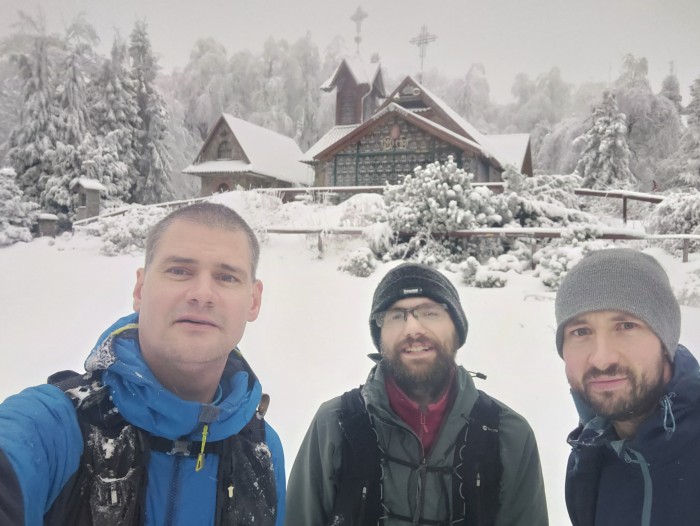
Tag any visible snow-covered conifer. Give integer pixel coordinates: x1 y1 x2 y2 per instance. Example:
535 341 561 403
0 167 38 246
91 34 141 202
574 91 635 190
129 21 172 204
6 12 62 203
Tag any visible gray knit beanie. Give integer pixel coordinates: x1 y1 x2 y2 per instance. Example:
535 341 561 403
555 248 681 360
369 263 468 351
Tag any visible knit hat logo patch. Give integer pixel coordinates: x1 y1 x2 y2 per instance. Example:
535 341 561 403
401 287 423 295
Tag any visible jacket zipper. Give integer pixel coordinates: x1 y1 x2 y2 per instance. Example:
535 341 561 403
164 456 183 526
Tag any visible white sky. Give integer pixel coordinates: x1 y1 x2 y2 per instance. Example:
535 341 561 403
1 0 699 104
2 191 700 526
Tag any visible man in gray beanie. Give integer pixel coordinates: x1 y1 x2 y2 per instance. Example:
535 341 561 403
556 248 700 526
286 263 548 526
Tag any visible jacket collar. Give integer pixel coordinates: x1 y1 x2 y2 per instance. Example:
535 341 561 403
84 312 262 441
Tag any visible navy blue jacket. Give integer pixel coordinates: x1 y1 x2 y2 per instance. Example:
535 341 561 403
0 312 286 526
565 345 700 526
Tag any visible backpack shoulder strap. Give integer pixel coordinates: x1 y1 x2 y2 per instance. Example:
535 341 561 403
45 370 148 526
327 386 382 526
453 390 503 526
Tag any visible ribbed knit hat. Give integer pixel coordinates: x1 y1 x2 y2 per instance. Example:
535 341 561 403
369 263 468 351
555 248 681 360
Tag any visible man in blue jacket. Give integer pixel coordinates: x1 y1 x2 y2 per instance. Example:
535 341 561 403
0 202 285 526
556 248 700 526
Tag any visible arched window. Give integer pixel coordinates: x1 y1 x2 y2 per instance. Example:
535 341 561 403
217 141 233 159
217 183 231 193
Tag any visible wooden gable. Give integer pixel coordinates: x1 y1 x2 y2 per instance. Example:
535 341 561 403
196 116 250 165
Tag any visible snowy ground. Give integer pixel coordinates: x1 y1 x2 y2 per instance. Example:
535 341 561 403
2 194 700 525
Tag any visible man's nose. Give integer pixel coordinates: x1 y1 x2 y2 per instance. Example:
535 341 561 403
402 311 426 337
588 334 619 370
186 275 216 305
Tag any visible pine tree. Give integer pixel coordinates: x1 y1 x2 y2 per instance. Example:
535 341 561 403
662 76 700 191
6 11 62 203
129 21 172 204
91 34 141 202
0 167 38 246
574 91 635 190
660 67 683 113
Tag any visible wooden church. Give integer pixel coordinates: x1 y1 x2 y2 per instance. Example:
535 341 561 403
303 58 532 187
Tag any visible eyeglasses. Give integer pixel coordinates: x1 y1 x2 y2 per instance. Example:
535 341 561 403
374 303 449 329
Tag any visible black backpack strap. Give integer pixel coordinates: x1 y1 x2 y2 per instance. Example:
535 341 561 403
45 370 148 526
327 386 382 526
453 390 502 526
215 406 277 526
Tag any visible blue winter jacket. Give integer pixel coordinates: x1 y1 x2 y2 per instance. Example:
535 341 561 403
0 312 286 526
565 345 700 526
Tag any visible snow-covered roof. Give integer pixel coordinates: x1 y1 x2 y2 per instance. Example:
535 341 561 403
69 178 107 192
301 124 359 162
389 77 530 171
321 56 383 92
485 134 531 170
185 114 313 186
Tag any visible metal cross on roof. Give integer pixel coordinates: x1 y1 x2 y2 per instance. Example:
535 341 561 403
351 6 368 54
410 25 437 82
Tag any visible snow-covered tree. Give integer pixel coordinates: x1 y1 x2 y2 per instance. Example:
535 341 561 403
54 15 99 147
647 191 700 254
176 38 231 140
613 54 681 187
91 34 141 202
574 91 635 189
0 167 38 246
129 21 172 204
6 11 62 203
660 65 683 113
661 75 700 191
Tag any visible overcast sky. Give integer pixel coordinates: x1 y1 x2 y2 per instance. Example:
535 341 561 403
1 0 699 104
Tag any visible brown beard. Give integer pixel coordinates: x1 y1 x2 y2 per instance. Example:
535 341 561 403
381 336 456 402
576 353 668 422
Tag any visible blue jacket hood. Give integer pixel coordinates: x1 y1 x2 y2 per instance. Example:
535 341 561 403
84 312 262 441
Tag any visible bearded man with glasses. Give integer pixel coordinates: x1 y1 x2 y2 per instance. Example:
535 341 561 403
286 263 548 526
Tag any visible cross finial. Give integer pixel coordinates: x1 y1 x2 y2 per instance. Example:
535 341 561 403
351 6 368 54
410 25 437 83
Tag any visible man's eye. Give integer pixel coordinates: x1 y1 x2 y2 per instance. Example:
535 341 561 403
385 311 404 322
619 321 637 330
218 274 240 283
421 308 440 318
166 267 190 276
570 327 590 337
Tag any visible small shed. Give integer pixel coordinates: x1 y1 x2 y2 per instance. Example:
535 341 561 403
70 178 107 220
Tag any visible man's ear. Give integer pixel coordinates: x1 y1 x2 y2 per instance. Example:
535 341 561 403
247 279 263 322
133 268 145 312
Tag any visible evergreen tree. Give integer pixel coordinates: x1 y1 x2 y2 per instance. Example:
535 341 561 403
0 167 38 246
91 34 141 202
129 20 172 204
662 76 700 191
660 64 683 113
55 15 98 147
574 91 635 189
6 11 62 203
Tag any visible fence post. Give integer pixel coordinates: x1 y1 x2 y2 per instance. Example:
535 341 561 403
622 196 628 224
683 239 689 263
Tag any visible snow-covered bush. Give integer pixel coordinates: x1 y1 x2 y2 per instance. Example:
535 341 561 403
385 156 512 235
647 191 700 254
532 239 611 289
0 167 38 247
96 205 168 256
339 193 387 227
338 247 377 277
459 249 530 288
362 222 393 257
501 167 595 227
